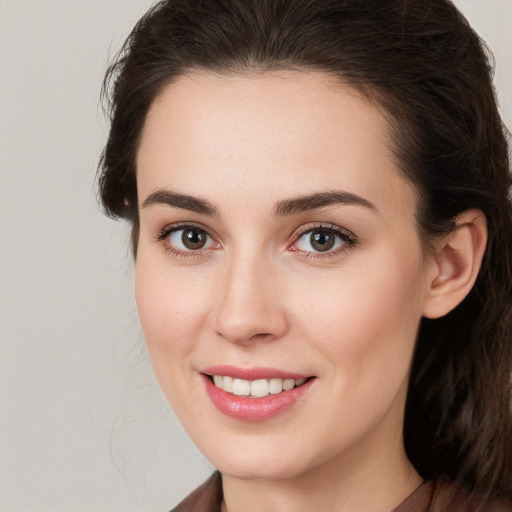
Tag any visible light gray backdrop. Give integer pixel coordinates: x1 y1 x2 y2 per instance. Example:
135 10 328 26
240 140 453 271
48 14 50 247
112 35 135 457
0 1 511 511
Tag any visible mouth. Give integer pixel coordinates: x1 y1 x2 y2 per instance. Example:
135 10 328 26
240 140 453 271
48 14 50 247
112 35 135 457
200 368 317 421
206 374 312 398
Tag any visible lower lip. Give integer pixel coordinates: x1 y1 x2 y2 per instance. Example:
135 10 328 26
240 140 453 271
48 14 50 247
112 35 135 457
202 375 315 421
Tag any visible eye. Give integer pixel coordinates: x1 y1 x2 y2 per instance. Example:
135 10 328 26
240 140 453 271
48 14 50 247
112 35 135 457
170 227 211 250
292 225 356 254
157 224 219 255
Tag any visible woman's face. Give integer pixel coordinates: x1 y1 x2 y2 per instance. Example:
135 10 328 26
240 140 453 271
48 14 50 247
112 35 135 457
135 71 436 480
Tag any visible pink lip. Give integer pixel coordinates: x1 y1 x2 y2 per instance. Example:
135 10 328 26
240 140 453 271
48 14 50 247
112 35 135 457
200 370 315 422
201 365 309 381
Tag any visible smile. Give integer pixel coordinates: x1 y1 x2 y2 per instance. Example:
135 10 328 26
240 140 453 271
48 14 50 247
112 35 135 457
211 375 307 397
201 369 316 421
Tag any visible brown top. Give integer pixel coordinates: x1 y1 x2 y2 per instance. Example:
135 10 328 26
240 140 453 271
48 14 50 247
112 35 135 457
170 472 512 512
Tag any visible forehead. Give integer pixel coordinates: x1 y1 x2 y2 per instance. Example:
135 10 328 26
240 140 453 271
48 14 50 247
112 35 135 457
136 70 416 219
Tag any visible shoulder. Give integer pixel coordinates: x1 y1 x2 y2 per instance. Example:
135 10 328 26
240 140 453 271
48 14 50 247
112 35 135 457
394 480 512 512
170 472 223 512
430 480 512 512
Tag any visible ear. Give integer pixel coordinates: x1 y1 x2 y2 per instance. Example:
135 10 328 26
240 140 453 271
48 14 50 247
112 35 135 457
422 209 487 319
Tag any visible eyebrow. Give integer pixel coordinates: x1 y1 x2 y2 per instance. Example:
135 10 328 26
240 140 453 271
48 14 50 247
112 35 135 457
273 191 377 217
141 188 376 217
142 189 219 216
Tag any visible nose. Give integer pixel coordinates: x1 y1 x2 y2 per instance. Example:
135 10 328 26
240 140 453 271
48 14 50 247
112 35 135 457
211 252 288 345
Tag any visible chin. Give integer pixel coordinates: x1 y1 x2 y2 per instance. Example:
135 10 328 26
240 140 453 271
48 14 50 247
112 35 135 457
216 460 306 482
202 438 320 482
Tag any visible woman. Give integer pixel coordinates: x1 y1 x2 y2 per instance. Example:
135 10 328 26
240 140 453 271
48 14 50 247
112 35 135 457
98 0 512 510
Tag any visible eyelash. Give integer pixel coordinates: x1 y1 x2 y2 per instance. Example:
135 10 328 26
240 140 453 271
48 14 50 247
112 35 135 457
155 222 357 260
288 223 357 260
156 222 219 260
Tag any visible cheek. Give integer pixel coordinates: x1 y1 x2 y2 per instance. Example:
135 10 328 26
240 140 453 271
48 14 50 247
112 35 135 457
134 255 212 422
294 249 426 383
134 254 207 369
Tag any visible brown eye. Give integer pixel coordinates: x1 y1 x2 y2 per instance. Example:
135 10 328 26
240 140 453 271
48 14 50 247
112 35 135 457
165 226 216 252
294 225 355 255
181 228 208 250
309 230 336 252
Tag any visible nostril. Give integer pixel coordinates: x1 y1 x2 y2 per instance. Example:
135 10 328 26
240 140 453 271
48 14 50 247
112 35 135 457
214 330 277 344
250 332 273 340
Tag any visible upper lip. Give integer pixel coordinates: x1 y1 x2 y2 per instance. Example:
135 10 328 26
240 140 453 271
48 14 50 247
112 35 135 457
200 365 311 381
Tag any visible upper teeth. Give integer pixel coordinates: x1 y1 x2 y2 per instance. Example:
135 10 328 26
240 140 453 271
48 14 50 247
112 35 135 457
212 376 307 397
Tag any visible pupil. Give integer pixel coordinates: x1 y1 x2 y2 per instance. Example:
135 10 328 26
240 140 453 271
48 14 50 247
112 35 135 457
311 230 334 252
182 229 206 250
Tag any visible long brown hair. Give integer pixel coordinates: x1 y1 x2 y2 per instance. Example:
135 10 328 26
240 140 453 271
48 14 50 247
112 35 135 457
98 0 512 499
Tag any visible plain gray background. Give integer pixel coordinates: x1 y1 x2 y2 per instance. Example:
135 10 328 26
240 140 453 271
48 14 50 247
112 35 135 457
0 1 511 511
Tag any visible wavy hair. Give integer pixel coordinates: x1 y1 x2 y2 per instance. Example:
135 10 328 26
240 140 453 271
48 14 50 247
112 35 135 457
98 0 512 499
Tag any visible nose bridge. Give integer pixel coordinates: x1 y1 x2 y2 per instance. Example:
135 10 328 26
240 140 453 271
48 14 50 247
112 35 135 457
212 245 286 344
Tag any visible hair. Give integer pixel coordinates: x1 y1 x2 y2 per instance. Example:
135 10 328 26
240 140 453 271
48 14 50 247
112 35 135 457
98 0 512 500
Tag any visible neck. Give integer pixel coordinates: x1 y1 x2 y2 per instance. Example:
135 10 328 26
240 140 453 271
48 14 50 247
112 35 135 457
221 447 421 512
220 385 422 512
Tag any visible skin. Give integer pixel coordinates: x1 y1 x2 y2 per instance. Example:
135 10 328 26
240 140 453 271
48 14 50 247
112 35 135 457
134 71 485 512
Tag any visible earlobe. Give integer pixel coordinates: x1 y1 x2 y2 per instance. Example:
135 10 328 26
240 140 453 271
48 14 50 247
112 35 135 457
422 209 487 319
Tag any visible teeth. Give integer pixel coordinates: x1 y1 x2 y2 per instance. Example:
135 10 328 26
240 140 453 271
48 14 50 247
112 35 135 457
251 379 269 398
283 379 295 391
223 376 233 392
269 378 283 394
232 378 251 396
211 375 308 397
